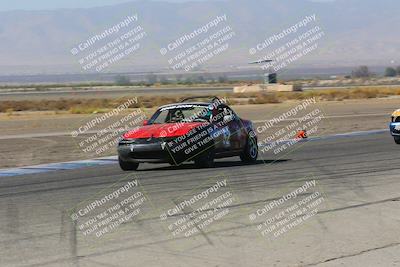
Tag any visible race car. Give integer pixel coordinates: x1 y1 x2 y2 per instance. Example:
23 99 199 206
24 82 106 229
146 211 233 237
117 96 258 170
390 109 400 144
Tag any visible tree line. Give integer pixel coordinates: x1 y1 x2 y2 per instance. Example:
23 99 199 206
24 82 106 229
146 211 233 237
351 66 400 78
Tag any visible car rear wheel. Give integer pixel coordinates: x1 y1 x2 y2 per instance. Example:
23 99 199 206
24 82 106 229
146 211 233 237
240 136 258 163
118 157 139 171
394 136 400 144
194 149 215 168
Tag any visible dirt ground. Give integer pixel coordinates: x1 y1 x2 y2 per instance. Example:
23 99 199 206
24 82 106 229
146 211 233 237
0 97 397 169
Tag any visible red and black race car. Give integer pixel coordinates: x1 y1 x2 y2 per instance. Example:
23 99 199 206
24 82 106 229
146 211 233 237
117 96 258 170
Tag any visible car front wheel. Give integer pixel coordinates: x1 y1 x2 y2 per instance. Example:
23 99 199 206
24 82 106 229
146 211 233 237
118 157 139 171
394 136 400 144
240 136 258 163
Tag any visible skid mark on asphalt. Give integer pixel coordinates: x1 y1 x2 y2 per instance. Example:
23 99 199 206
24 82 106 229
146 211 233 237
1 132 398 266
0 157 398 199
2 193 400 267
302 242 400 267
305 152 374 207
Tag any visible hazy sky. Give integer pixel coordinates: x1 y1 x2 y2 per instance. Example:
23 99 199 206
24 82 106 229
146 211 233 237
0 0 332 12
0 0 214 11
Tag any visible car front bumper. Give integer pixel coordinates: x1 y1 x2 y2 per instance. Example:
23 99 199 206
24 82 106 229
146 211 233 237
389 122 400 136
118 142 172 163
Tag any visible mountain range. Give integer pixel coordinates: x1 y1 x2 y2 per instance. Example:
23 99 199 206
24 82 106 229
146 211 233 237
0 0 399 74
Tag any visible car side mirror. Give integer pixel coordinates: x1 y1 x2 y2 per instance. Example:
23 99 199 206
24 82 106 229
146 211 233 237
143 120 148 126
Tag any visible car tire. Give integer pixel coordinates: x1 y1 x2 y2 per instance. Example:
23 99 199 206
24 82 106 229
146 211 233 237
118 157 139 171
194 149 215 168
240 136 258 163
394 136 400 144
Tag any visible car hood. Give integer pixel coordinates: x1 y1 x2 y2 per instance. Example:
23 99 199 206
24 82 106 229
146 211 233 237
123 122 206 139
392 109 400 117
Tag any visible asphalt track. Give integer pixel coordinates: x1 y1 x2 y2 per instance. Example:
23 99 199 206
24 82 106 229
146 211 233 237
1 132 399 267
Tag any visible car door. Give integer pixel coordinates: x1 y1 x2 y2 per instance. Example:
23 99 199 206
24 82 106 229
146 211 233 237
212 105 244 152
222 106 246 151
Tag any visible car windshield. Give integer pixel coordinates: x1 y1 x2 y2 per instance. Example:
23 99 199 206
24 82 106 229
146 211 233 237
149 105 211 124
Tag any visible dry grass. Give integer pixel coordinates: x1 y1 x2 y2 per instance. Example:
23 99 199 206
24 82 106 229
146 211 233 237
0 99 131 113
239 87 400 104
1 87 400 113
0 96 182 113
